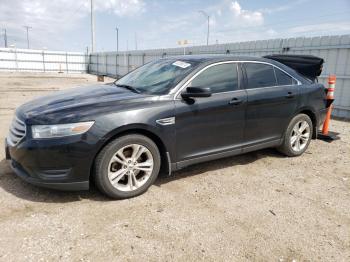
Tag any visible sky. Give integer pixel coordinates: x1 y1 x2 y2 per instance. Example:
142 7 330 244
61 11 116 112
0 0 350 52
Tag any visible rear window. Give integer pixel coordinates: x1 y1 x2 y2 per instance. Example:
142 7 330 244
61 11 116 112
244 63 277 89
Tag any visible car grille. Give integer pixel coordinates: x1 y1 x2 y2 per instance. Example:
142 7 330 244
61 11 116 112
7 116 26 146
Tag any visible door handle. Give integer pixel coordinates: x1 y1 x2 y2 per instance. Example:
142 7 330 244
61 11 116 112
229 97 243 105
285 92 294 99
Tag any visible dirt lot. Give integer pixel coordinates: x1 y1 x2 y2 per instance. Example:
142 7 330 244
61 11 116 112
0 72 349 261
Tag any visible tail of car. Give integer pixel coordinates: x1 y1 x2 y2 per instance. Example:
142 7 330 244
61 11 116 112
264 54 324 83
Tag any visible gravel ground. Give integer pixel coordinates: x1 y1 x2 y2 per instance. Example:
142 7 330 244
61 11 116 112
0 73 349 261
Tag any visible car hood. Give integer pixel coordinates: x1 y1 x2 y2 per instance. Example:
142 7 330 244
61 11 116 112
17 83 154 124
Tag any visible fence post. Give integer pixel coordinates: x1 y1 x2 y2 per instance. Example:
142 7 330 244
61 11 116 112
97 53 99 74
14 48 18 71
42 51 46 73
127 53 130 73
116 54 118 78
65 52 68 73
105 53 108 76
281 39 284 54
86 52 89 73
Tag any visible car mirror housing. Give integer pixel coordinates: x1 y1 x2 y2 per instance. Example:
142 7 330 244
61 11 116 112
181 86 212 99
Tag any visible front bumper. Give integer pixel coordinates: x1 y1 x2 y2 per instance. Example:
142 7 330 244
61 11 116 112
5 132 99 191
9 159 89 190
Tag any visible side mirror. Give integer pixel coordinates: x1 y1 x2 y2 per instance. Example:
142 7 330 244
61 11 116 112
181 86 212 99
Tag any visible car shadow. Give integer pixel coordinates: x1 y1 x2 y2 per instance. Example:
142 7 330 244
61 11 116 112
155 148 284 186
0 148 283 203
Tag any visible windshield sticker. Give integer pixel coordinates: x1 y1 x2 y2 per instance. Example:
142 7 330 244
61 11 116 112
172 61 191 69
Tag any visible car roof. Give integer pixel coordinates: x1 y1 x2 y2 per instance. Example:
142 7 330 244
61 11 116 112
164 54 273 64
163 54 309 84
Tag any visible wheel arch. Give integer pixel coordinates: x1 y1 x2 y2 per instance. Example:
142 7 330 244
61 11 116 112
296 107 318 139
90 124 171 181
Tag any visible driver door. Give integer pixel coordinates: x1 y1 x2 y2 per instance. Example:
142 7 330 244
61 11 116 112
174 62 247 166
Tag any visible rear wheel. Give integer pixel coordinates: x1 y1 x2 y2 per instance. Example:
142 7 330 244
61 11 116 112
94 134 161 199
277 114 313 157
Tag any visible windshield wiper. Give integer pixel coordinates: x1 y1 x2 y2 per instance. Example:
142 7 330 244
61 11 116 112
114 83 140 94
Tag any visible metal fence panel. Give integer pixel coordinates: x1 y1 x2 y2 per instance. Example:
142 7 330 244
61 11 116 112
90 34 350 119
0 48 87 73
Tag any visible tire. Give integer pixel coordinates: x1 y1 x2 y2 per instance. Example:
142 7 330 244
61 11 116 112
277 114 313 157
94 134 161 199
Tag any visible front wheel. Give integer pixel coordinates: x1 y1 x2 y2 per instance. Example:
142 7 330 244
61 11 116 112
277 114 313 157
94 134 161 199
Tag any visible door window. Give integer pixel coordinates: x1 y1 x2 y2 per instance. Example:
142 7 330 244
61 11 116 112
274 67 297 86
244 63 277 89
190 63 238 93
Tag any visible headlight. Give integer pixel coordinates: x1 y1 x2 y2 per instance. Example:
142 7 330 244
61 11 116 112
31 121 94 139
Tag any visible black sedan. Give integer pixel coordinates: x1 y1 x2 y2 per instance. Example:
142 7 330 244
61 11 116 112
6 55 327 199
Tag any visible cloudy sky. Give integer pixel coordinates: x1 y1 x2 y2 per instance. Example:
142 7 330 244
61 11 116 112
0 0 350 52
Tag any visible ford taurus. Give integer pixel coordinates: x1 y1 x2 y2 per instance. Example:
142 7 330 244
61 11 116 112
5 55 327 199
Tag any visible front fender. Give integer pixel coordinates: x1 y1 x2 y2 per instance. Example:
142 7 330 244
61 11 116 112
92 101 176 164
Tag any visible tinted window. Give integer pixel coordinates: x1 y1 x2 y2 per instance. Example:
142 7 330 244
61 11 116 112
190 63 238 93
275 68 296 85
244 63 277 89
115 59 200 95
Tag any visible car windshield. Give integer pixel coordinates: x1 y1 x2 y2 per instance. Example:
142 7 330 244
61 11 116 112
114 59 200 95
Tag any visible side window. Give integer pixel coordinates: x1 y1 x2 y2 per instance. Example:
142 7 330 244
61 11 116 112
274 68 297 86
190 63 238 93
244 63 277 89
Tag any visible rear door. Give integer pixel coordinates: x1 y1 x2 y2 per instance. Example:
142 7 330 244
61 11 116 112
242 62 300 147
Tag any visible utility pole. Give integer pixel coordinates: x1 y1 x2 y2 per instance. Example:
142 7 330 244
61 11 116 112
23 26 32 49
90 0 95 52
198 10 210 45
115 27 119 53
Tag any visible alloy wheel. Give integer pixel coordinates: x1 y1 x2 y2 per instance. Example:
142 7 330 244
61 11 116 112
290 120 311 152
107 144 154 191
